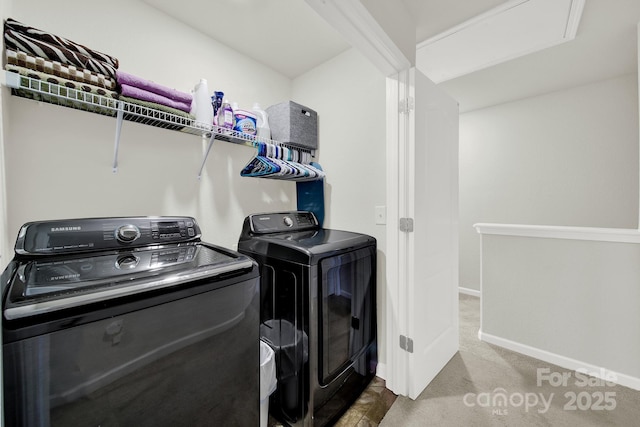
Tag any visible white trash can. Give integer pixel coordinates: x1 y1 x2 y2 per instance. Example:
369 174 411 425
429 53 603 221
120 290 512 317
260 340 277 427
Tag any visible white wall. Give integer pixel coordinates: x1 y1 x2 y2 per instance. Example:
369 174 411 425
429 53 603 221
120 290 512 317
478 228 640 390
459 74 639 291
1 0 296 260
292 48 387 369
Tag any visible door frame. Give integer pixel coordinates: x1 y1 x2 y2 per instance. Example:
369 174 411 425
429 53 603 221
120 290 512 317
305 0 414 394
383 69 410 394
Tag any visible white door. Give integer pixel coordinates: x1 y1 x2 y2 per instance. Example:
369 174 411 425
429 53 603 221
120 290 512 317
387 67 459 399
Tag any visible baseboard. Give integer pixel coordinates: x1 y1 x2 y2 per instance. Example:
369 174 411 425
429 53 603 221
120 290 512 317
375 362 387 381
479 330 640 391
458 286 480 297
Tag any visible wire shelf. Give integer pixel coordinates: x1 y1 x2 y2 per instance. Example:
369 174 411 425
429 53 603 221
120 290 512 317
4 71 279 145
3 70 314 177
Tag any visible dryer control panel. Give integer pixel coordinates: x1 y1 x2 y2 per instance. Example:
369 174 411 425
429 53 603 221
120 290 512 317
242 211 319 236
15 216 201 256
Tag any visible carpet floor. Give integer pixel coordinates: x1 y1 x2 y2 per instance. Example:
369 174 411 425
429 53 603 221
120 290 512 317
380 293 640 426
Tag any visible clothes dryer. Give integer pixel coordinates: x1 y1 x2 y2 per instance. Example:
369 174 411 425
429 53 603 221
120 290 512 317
238 211 377 427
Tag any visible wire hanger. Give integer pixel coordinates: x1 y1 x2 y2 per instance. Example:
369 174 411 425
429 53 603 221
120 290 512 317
240 141 325 182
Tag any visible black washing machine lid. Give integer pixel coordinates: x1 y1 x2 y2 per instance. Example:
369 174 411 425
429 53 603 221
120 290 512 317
2 242 255 321
238 228 376 265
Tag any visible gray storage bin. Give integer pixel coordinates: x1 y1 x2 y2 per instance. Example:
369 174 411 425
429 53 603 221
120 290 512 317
266 101 318 150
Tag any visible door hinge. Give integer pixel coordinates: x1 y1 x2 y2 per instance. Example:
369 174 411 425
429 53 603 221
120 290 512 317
399 335 414 353
399 217 414 233
399 96 414 114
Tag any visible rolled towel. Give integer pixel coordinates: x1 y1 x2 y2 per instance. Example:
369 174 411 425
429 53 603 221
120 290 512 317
4 18 119 69
116 70 192 105
119 84 192 113
4 27 117 79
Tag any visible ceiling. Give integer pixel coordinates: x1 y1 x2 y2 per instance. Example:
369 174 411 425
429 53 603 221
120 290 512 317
142 0 351 79
415 0 585 84
143 0 640 112
439 0 640 111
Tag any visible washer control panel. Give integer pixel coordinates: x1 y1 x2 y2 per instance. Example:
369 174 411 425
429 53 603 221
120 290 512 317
15 216 201 256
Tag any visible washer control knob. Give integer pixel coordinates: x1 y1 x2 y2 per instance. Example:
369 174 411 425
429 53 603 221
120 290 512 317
116 224 140 243
283 216 294 228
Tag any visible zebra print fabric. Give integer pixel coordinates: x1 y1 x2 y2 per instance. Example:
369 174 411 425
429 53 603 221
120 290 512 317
4 18 118 69
4 21 118 79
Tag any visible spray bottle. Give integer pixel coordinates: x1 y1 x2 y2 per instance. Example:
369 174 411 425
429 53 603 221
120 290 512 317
217 99 234 130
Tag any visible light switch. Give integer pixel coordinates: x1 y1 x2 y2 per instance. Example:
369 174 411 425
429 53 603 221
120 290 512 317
375 206 387 225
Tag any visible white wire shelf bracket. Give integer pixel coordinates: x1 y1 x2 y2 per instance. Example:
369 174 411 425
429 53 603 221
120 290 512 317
3 70 314 177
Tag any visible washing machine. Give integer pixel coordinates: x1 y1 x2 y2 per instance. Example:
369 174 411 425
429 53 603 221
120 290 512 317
238 211 377 427
2 216 260 427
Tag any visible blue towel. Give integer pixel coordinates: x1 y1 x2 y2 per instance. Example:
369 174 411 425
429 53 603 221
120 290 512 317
296 162 325 227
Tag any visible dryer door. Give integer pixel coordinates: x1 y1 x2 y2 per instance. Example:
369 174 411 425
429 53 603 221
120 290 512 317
318 245 376 385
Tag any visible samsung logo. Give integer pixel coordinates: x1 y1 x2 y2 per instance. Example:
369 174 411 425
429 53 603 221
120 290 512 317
51 274 80 281
51 226 82 232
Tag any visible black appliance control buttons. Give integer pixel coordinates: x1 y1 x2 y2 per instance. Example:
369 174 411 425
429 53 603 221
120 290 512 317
116 224 141 243
283 216 294 227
